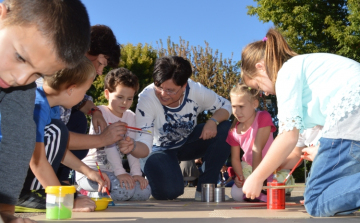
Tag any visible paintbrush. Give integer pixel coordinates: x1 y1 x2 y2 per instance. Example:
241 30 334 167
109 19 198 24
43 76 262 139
125 125 152 134
95 162 115 206
282 152 308 184
262 184 305 190
108 123 152 134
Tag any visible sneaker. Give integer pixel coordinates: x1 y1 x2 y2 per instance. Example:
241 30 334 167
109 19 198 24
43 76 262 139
15 189 46 213
195 191 202 201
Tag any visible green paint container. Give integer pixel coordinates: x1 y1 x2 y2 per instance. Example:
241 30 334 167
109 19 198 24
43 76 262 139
45 186 75 219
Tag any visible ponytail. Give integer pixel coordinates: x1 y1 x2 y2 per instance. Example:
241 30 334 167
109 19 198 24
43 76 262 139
241 28 297 84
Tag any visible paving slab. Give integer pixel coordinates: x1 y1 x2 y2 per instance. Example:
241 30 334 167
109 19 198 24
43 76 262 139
28 184 360 223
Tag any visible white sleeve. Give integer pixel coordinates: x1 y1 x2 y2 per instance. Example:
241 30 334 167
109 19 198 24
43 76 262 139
135 88 156 153
104 144 126 176
125 110 136 140
123 110 143 176
191 81 232 118
128 154 142 176
100 106 126 176
296 132 306 147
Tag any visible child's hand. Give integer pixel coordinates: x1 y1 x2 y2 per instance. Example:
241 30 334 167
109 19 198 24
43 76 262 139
199 119 217 140
118 136 135 154
302 144 319 162
73 196 96 212
133 175 149 190
91 111 107 134
100 122 128 145
117 174 135 190
242 174 263 200
86 170 110 192
234 174 245 188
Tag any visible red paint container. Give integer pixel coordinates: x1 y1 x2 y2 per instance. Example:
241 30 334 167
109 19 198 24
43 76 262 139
267 180 285 209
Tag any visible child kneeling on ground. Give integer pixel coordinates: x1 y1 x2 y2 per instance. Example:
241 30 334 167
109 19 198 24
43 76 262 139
76 68 151 201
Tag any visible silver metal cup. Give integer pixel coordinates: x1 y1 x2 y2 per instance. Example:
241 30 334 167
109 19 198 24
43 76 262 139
201 183 215 202
214 187 225 202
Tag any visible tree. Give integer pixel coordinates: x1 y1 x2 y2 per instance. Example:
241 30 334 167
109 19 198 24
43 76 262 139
247 0 360 62
119 43 157 111
88 43 157 112
157 37 241 123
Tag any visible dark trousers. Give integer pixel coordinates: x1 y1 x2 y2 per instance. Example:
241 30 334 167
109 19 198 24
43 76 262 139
21 119 69 196
141 121 231 200
57 109 88 182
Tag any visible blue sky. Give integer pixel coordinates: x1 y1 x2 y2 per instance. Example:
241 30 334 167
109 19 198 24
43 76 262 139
83 0 273 62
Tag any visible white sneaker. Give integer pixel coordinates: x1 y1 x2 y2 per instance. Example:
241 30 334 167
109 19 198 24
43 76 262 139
224 194 230 201
195 191 202 201
195 191 230 201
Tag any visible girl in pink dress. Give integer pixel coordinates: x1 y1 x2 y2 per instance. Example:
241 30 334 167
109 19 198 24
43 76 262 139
226 83 276 202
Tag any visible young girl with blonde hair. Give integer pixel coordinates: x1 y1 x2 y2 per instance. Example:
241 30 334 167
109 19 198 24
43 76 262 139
226 83 283 202
241 28 360 217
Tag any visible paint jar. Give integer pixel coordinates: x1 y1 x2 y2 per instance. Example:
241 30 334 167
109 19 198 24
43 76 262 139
201 183 215 202
45 186 76 219
214 187 225 202
267 180 285 209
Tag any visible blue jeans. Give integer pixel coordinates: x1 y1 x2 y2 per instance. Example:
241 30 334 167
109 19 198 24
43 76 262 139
141 121 231 200
304 138 360 217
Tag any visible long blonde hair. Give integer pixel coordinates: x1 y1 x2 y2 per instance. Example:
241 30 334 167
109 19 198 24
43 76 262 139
229 83 262 131
240 28 297 84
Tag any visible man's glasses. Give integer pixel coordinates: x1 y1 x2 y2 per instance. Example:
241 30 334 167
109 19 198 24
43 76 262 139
154 85 182 95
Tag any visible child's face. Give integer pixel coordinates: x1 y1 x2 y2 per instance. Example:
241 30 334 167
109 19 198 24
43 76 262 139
231 94 258 124
244 61 275 96
0 24 66 88
105 85 135 117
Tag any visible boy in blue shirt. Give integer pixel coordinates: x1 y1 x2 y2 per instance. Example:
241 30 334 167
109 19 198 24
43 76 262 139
0 0 91 222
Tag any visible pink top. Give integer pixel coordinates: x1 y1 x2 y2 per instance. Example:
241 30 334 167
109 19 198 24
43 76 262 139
226 111 276 171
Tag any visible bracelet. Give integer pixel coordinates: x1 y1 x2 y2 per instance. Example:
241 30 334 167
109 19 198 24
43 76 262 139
129 138 136 154
87 107 101 116
209 117 219 125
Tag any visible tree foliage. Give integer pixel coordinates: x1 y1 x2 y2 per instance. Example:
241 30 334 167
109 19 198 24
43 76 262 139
157 37 240 99
88 43 157 112
88 38 241 124
119 43 157 111
247 0 360 62
157 37 240 123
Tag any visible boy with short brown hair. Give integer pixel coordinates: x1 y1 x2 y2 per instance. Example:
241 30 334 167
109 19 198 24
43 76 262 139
0 0 91 222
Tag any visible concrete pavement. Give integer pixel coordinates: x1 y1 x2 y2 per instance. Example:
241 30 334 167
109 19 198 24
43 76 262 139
28 184 360 223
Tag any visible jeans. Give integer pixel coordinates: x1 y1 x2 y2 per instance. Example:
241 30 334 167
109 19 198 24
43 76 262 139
77 171 151 201
304 138 360 217
141 121 231 200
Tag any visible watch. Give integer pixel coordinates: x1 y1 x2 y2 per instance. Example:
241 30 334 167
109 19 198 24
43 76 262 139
87 107 101 116
209 117 219 125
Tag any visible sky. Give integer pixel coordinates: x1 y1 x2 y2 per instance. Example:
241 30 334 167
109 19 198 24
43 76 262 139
83 0 273 62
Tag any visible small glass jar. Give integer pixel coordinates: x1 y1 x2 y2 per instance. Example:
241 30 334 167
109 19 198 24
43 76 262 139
45 186 76 219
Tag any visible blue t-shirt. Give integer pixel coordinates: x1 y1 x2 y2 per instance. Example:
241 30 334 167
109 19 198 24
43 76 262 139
34 86 60 142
